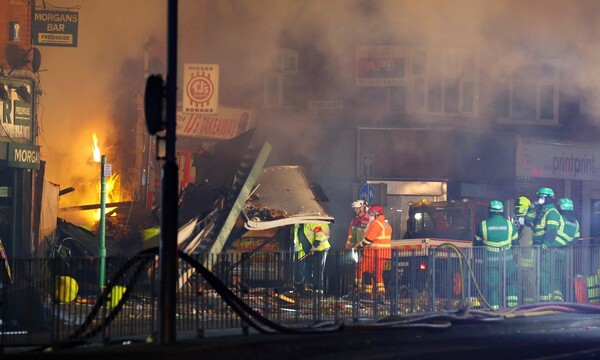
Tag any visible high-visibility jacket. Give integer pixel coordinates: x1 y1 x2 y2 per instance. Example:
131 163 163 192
526 204 561 245
356 215 392 295
346 212 370 249
475 214 518 249
294 223 331 258
358 215 392 258
555 214 580 246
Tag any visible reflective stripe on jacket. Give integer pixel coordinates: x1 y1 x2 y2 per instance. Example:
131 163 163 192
294 223 331 258
531 205 561 243
475 214 517 248
346 213 370 249
555 216 580 246
358 215 392 258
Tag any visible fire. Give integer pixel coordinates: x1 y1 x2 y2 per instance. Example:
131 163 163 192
92 133 101 163
95 174 120 220
58 131 128 227
90 132 120 221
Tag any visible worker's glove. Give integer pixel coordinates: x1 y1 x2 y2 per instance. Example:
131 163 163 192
310 246 318 253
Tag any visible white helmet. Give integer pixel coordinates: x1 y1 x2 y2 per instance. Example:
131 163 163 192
352 199 367 208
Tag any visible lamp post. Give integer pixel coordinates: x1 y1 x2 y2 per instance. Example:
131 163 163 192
158 0 179 345
98 155 107 292
144 0 178 345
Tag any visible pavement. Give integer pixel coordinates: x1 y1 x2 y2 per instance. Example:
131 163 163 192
6 312 600 359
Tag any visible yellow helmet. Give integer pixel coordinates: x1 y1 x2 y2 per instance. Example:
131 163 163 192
514 196 531 217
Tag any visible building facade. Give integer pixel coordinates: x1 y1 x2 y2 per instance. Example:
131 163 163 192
199 3 600 248
0 0 42 257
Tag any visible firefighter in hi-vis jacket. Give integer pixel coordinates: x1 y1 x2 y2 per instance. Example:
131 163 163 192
354 205 392 301
345 199 370 250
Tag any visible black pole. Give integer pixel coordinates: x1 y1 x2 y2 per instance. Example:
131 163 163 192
159 0 179 345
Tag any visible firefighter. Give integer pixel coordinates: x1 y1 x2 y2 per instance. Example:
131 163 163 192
346 199 371 249
354 205 392 301
513 196 535 304
344 199 371 298
525 187 562 302
475 200 518 309
293 222 331 294
545 198 581 301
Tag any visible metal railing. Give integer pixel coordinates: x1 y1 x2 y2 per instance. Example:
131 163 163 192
2 244 600 348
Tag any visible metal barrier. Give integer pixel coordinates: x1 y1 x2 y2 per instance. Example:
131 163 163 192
2 245 600 347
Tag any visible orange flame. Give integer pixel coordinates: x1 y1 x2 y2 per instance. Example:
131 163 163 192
92 133 101 162
91 133 119 221
95 173 119 220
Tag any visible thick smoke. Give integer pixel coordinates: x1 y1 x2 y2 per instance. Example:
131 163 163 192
37 0 600 225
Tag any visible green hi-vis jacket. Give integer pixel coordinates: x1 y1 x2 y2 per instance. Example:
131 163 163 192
475 214 518 249
554 215 581 247
525 204 561 246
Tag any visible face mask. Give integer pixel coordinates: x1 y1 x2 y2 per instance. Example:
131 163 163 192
518 217 525 225
369 215 375 222
537 197 546 205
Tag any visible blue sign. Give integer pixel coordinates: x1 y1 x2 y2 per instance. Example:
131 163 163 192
359 183 375 205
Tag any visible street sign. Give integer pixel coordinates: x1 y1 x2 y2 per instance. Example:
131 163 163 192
362 154 374 178
359 183 375 205
103 163 112 177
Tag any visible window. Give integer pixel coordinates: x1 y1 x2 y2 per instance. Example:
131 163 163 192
264 48 297 108
496 60 559 125
512 82 536 121
388 48 478 116
264 73 283 108
581 85 600 115
427 78 443 112
389 86 406 112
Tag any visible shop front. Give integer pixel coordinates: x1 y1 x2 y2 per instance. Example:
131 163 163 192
0 77 40 257
516 137 598 243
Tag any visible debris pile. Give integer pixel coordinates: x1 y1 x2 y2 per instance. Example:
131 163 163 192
244 205 290 222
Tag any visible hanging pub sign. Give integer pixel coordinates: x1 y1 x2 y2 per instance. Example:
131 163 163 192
0 79 34 141
32 10 79 47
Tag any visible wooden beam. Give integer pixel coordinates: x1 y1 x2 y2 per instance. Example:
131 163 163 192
59 201 133 211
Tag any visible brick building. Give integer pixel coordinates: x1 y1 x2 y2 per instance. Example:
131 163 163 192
0 0 42 257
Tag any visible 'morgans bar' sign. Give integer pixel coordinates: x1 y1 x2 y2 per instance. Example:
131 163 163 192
32 10 79 47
